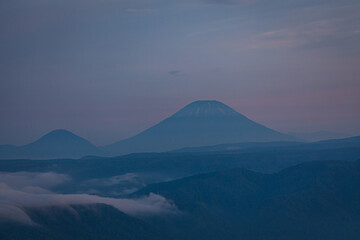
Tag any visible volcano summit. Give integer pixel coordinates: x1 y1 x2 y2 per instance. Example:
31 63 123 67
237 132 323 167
104 100 295 155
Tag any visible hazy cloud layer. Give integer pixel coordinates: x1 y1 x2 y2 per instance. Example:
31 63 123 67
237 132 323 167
169 70 182 76
79 173 145 196
82 173 140 187
126 8 156 14
0 172 177 225
201 0 257 5
0 172 70 189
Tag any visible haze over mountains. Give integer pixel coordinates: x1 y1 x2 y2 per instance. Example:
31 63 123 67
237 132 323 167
288 131 353 142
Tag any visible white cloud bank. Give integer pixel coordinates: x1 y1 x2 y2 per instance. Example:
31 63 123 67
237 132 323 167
82 173 141 186
0 172 178 225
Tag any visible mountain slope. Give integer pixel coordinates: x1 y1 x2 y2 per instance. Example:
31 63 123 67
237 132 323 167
136 160 360 240
104 100 295 155
0 204 170 240
0 129 104 160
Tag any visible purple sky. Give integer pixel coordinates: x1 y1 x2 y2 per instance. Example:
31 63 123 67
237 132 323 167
1 0 359 146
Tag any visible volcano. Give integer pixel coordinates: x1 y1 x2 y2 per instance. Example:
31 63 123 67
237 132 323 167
104 100 296 155
0 129 103 159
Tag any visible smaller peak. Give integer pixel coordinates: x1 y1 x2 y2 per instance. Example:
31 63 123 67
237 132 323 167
40 129 80 140
31 129 90 145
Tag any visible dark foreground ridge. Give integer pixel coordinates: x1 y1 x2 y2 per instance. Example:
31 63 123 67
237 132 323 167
1 160 360 240
134 160 360 240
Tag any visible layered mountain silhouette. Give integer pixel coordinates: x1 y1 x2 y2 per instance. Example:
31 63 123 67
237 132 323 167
2 160 360 240
103 100 296 155
0 129 103 159
0 100 298 159
135 160 360 240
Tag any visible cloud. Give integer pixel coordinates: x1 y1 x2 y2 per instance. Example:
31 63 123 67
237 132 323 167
79 173 146 196
79 173 175 197
168 70 181 76
0 172 178 225
0 172 70 189
82 173 140 186
201 0 257 5
126 8 156 14
242 17 360 50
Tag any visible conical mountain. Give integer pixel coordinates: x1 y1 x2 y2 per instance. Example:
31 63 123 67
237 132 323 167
104 100 296 155
0 129 103 159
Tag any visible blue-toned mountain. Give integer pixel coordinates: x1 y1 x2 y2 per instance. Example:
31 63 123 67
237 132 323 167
0 129 103 159
104 100 296 155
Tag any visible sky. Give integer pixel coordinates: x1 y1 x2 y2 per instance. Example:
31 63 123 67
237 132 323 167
1 0 359 146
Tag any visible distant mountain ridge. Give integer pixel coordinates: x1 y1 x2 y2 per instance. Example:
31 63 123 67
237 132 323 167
103 100 296 155
173 136 360 153
0 129 104 160
4 101 350 159
288 131 353 142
